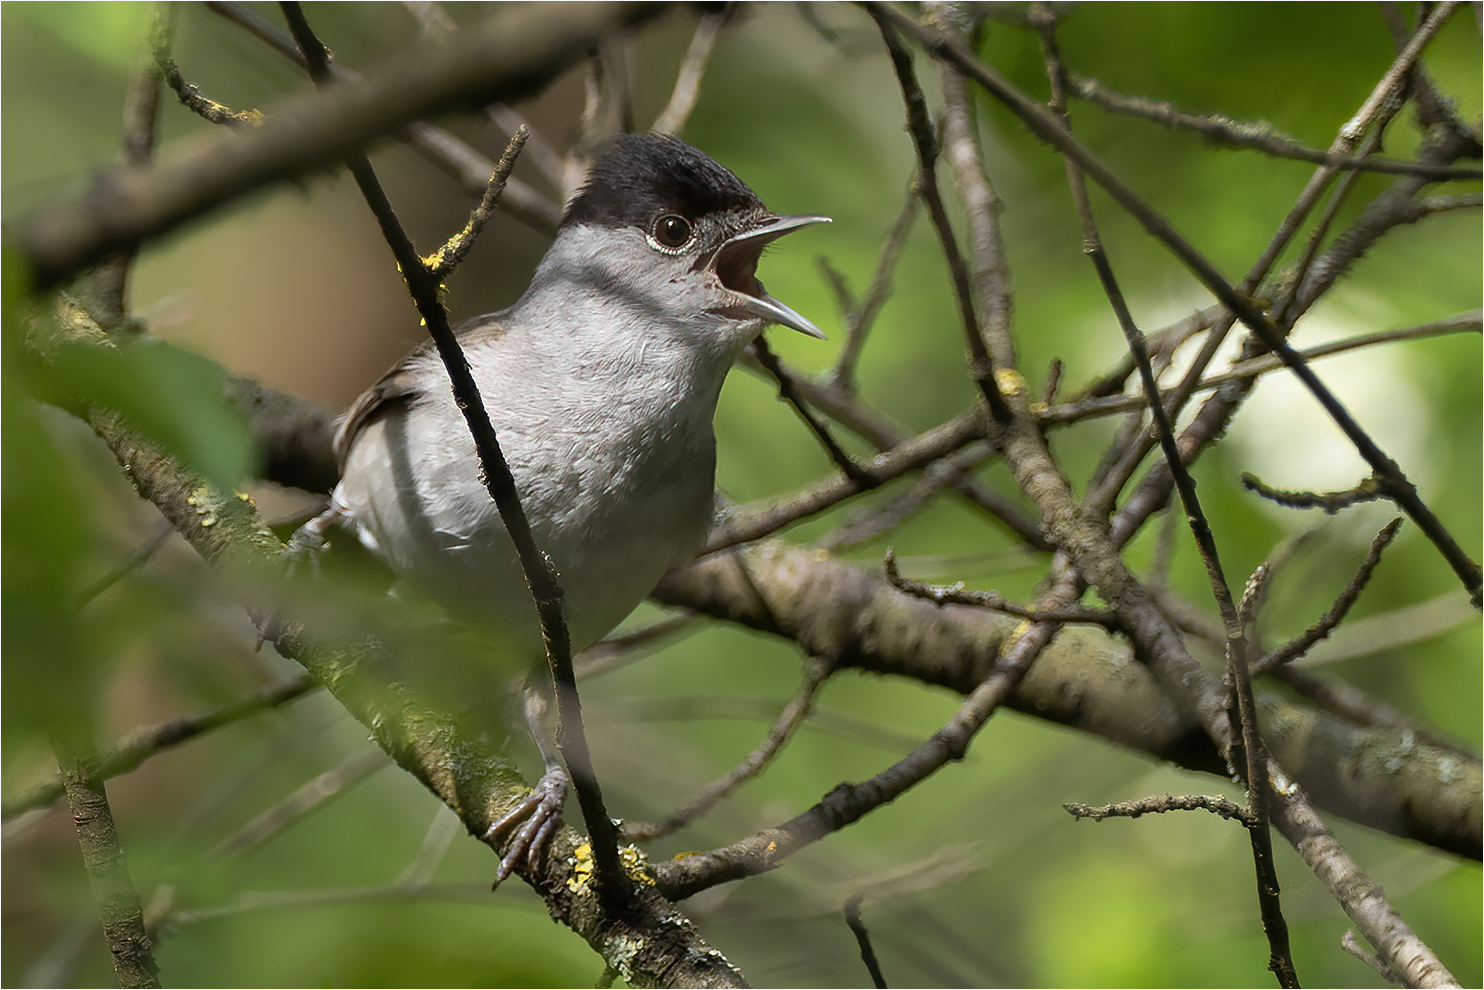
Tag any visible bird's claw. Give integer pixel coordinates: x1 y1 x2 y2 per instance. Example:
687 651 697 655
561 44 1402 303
485 765 569 885
254 504 342 650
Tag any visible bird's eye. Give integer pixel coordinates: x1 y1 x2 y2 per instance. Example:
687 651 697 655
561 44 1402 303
652 214 693 249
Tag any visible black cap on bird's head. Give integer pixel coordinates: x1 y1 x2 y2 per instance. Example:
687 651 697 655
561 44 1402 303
564 133 764 230
563 133 830 339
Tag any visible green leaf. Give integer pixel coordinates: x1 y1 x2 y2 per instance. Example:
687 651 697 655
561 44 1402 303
48 338 256 491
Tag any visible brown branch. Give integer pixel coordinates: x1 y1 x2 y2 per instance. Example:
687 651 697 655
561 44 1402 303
1065 793 1255 825
57 747 161 988
654 542 1481 860
204 0 563 232
14 2 653 286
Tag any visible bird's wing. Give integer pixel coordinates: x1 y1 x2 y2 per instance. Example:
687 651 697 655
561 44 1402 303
332 317 507 473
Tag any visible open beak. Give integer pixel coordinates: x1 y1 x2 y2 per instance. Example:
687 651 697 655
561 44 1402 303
712 214 831 339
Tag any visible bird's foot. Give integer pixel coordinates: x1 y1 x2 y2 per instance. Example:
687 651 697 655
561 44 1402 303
254 502 343 649
485 765 569 885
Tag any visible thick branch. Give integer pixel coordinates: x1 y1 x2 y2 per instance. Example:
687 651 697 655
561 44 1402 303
12 2 657 288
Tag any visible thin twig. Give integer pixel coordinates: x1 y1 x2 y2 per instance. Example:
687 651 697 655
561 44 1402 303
748 337 875 485
818 445 994 550
1251 519 1404 675
572 614 698 680
870 12 1012 423
1242 473 1386 515
621 658 831 841
844 895 890 989
425 126 529 279
3 674 317 820
1066 71 1481 180
209 748 391 857
1042 312 1482 426
1065 793 1256 825
884 548 1120 630
830 182 920 391
703 408 985 554
652 11 725 135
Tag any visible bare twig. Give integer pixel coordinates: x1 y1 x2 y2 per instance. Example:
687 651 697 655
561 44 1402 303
652 11 725 135
3 674 317 821
749 337 875 485
870 12 1011 422
424 126 529 279
622 658 831 841
818 445 994 550
1242 473 1386 515
830 183 920 391
1042 312 1481 426
1251 519 1404 675
209 748 391 857
1065 793 1255 825
1066 71 1481 180
884 548 1119 630
572 614 698 680
844 895 890 989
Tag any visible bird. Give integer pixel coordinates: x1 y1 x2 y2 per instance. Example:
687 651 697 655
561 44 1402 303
316 132 829 880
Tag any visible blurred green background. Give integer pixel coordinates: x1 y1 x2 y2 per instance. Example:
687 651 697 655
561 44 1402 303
3 3 1479 987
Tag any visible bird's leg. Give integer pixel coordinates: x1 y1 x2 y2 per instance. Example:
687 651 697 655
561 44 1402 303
255 500 344 648
284 500 345 565
484 674 569 885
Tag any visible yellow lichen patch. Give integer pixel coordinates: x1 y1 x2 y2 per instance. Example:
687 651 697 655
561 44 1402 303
566 842 595 894
620 844 656 886
994 367 1028 396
